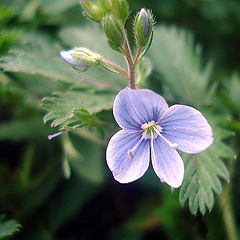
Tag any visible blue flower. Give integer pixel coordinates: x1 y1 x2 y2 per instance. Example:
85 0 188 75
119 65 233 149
106 88 213 188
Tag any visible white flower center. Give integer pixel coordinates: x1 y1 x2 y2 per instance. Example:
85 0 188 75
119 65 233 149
141 121 162 140
127 121 179 159
141 120 178 149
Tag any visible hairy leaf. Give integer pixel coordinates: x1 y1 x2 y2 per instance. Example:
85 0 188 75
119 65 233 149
0 215 21 239
43 89 115 128
0 32 125 89
149 25 213 107
0 33 82 84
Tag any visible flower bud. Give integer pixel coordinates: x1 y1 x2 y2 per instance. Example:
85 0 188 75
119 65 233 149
80 0 104 22
60 48 101 68
134 9 154 48
110 0 129 25
97 0 111 14
102 15 124 52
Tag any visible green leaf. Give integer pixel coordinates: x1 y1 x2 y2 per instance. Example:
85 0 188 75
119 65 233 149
148 25 213 107
0 33 85 84
43 89 115 128
179 114 233 215
0 215 21 239
0 31 126 89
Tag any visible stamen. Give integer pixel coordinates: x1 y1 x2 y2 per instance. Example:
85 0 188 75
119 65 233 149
153 126 178 150
127 137 144 158
48 125 80 140
48 130 68 140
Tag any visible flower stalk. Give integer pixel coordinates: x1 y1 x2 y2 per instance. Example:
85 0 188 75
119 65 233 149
123 33 136 89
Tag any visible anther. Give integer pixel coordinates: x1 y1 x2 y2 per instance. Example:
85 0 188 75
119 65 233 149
127 137 144 158
48 130 68 140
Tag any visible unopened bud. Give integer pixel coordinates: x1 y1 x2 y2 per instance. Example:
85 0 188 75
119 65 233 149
111 0 129 25
60 48 102 68
134 9 154 48
80 0 104 22
97 0 111 13
102 15 124 52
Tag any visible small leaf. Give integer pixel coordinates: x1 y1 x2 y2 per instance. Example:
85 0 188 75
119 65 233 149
43 89 115 128
0 215 21 239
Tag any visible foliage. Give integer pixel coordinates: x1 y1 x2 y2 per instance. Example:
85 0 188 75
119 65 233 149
0 215 21 239
0 0 240 240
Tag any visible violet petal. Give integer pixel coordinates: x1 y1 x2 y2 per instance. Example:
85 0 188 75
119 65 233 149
113 88 168 130
106 130 150 183
161 105 213 154
151 137 184 188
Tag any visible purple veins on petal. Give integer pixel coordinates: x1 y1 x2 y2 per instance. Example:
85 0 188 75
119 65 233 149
106 87 213 188
106 130 150 183
151 136 184 188
113 87 168 130
160 105 213 154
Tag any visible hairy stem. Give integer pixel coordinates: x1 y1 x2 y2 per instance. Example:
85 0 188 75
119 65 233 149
123 33 136 89
134 48 143 67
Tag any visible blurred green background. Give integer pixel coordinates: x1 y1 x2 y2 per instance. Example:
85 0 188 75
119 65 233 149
0 0 240 239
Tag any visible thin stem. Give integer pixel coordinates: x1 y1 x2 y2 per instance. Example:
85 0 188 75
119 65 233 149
123 32 136 89
220 185 238 240
102 58 128 78
134 48 143 67
220 153 238 240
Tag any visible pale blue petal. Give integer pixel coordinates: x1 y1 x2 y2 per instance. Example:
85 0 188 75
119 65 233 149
151 137 184 188
113 88 168 130
160 105 213 154
106 130 150 183
60 50 89 67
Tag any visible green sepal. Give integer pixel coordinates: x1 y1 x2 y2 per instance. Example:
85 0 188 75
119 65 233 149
102 15 124 53
80 1 105 22
71 47 103 66
110 0 129 26
134 9 154 48
97 0 112 14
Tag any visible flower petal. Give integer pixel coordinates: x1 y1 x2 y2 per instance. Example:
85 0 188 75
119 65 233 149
106 130 150 183
113 88 168 130
160 105 213 154
151 137 184 188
